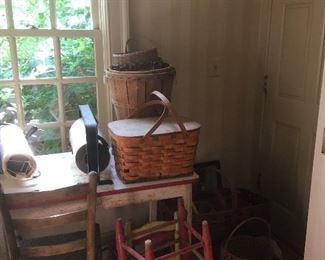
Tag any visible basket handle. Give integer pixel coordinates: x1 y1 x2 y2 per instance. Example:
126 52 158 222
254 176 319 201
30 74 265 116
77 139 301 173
224 217 271 251
129 99 169 131
129 91 188 139
146 91 187 138
125 38 157 53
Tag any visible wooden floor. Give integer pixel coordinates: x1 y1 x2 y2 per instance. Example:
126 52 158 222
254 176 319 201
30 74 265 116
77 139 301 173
2 241 302 259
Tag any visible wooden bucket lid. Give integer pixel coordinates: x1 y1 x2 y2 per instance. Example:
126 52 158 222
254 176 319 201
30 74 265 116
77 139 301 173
108 116 200 138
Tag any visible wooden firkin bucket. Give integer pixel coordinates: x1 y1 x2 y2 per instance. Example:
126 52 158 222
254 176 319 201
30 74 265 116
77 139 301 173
105 66 176 119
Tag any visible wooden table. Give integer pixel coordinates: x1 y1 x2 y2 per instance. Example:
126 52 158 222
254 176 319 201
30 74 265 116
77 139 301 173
0 152 198 228
0 153 198 259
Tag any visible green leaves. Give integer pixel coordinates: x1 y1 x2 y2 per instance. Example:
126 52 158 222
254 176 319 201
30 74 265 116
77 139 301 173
21 84 58 123
56 0 92 29
12 0 50 29
61 37 95 77
0 0 96 154
0 37 13 80
17 37 55 79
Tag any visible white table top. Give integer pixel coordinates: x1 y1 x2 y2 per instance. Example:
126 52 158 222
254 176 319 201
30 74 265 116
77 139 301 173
0 152 198 196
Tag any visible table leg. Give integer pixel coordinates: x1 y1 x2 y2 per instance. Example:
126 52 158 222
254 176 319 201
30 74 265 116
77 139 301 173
182 184 192 225
148 201 158 222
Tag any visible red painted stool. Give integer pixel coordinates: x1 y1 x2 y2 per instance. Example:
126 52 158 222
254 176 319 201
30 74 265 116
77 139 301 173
114 198 214 260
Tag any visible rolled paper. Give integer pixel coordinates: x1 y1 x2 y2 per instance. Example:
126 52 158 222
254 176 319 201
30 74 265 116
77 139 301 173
0 124 37 180
69 118 110 173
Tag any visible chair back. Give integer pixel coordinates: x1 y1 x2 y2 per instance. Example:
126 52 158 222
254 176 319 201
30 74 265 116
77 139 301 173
0 171 98 260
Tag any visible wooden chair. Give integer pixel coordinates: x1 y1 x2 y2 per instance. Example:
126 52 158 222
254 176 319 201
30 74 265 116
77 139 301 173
114 198 214 260
0 171 100 260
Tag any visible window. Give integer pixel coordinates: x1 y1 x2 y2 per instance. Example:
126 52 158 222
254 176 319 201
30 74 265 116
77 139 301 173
0 0 105 155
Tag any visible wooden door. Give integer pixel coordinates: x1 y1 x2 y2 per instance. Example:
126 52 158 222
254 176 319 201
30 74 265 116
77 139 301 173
304 58 325 260
260 0 325 252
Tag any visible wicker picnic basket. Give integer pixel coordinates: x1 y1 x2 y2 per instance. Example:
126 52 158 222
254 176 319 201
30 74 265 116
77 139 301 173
108 91 200 183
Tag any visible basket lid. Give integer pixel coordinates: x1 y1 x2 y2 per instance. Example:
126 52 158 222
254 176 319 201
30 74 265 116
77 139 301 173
108 116 200 138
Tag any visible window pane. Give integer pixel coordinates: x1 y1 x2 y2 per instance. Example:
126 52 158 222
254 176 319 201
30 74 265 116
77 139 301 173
12 0 50 29
0 37 12 79
56 0 92 29
28 128 61 155
0 87 17 124
21 84 58 123
61 37 95 77
17 37 55 79
65 126 72 152
63 83 97 121
0 0 7 29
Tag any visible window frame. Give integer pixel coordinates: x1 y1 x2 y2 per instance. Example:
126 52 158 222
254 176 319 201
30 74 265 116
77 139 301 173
0 0 107 153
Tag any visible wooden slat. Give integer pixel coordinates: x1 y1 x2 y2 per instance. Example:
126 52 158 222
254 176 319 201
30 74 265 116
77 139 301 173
123 244 145 260
0 184 19 260
129 220 177 240
1 171 99 260
156 242 203 260
5 184 88 209
11 200 87 220
13 210 87 231
19 238 86 257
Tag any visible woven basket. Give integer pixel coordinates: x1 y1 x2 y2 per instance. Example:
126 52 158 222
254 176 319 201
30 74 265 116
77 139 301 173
108 91 200 183
220 218 272 260
111 39 165 71
106 66 176 119
111 48 162 71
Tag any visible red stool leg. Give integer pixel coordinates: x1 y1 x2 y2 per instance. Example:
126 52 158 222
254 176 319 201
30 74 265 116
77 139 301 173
145 240 155 260
202 220 214 260
177 198 190 260
115 218 127 260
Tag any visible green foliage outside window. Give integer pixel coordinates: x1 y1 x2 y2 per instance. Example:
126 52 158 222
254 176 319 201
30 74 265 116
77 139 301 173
0 0 97 154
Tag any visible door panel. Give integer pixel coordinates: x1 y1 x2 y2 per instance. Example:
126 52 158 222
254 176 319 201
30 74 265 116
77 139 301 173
270 121 300 210
278 3 311 99
261 0 325 252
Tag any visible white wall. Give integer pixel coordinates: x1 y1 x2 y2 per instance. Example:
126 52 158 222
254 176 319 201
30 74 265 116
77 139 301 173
128 0 262 187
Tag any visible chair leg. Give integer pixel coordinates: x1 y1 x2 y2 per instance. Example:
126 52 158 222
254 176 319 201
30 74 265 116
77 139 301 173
177 198 190 260
95 224 102 260
115 218 127 260
202 221 214 260
145 240 155 260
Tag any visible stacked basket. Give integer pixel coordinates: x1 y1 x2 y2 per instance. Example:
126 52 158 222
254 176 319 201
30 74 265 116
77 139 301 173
106 43 176 119
107 44 200 183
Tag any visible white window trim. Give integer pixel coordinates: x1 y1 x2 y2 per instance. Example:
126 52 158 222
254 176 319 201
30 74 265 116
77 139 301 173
0 0 109 152
0 0 131 150
100 0 130 126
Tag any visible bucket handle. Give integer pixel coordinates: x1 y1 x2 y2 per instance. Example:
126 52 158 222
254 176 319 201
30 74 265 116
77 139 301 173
224 217 271 251
129 91 188 139
125 38 157 53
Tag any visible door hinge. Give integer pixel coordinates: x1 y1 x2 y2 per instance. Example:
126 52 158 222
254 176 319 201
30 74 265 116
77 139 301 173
263 75 268 95
263 75 268 86
263 75 269 89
